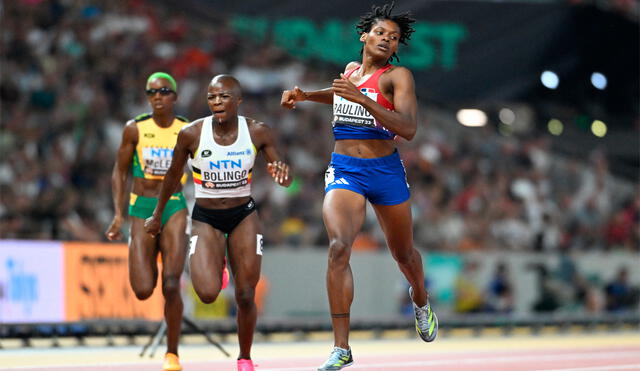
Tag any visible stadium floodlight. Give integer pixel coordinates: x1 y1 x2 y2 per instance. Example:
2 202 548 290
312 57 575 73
456 109 487 127
591 120 607 137
540 70 559 89
590 72 607 90
499 108 516 125
547 118 563 136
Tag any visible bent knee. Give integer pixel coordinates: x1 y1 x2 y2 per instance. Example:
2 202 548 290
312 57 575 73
162 275 181 296
235 287 255 308
196 289 221 304
132 284 155 300
328 239 351 265
194 283 222 304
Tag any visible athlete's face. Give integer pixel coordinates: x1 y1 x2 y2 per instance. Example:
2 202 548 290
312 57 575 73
146 78 177 113
207 80 242 124
360 19 400 60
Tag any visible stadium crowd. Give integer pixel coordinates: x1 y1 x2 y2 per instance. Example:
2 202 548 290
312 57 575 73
1 0 638 257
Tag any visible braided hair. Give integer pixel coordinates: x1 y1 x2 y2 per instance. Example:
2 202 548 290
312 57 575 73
355 2 416 63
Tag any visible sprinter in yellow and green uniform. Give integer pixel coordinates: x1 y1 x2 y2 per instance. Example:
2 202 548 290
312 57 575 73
105 72 188 371
128 112 189 225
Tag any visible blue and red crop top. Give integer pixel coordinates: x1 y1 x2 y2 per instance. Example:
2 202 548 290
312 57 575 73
332 64 395 140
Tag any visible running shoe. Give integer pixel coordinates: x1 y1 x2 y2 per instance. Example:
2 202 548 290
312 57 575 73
221 257 230 290
317 346 353 370
162 352 182 371
409 287 438 342
237 358 255 371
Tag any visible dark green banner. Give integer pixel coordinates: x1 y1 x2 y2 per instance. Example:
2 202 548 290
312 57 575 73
182 0 637 113
231 16 467 71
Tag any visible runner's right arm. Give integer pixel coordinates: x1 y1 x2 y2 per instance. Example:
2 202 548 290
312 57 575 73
281 62 361 108
105 121 137 241
281 86 333 108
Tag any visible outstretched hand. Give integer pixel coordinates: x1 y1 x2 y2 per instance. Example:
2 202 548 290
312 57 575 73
280 86 305 109
144 215 161 238
332 73 364 104
267 160 291 186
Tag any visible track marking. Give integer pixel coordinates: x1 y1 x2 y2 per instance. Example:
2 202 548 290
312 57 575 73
5 350 640 370
536 365 640 371
251 351 640 371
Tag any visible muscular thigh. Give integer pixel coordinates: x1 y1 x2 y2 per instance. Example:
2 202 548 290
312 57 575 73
322 189 367 245
189 220 227 284
372 200 413 252
129 217 159 272
227 212 262 287
159 209 188 276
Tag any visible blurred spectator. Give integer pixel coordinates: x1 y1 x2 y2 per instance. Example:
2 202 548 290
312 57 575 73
485 262 514 313
1 0 638 324
0 0 637 257
453 260 484 313
556 252 604 313
605 192 640 250
572 273 605 313
605 267 640 312
530 264 561 312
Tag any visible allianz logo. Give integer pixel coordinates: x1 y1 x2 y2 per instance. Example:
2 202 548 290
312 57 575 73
227 149 251 156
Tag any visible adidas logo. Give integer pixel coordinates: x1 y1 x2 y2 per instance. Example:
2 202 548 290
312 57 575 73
330 178 350 186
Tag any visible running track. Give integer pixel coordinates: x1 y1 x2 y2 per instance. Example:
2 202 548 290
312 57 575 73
1 332 638 370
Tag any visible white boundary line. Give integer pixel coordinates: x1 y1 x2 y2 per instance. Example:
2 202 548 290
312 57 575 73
4 350 639 370
256 351 640 371
535 365 640 371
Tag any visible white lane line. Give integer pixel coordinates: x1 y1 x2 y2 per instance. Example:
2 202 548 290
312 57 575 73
6 350 640 370
535 365 640 371
256 351 640 371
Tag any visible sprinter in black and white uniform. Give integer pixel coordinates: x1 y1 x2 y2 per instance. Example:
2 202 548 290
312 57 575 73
145 75 292 371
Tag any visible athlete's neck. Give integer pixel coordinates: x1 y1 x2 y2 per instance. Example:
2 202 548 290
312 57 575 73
214 117 238 135
151 111 175 127
360 55 389 75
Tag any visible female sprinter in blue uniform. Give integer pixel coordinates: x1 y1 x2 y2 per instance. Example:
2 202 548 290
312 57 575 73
146 75 292 371
281 3 438 370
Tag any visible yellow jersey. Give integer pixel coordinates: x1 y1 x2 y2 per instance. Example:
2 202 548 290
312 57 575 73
131 113 189 181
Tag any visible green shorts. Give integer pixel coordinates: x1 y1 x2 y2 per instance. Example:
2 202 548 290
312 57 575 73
128 192 187 225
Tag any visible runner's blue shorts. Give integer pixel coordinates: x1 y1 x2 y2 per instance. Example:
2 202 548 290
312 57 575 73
324 150 410 205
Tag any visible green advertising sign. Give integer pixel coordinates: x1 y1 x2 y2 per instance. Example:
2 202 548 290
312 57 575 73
425 253 463 304
231 16 467 71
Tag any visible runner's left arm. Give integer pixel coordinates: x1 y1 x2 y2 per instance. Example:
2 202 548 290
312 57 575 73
252 121 293 187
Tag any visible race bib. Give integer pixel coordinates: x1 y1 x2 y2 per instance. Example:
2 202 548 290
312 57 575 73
189 235 198 257
256 234 263 256
332 90 378 128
